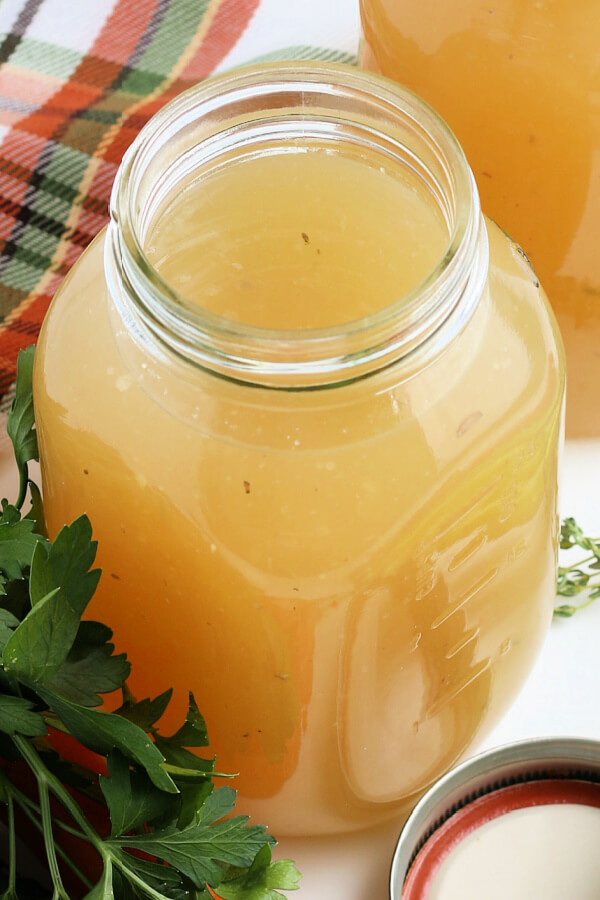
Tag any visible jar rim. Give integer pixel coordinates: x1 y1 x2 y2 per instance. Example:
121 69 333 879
106 61 488 388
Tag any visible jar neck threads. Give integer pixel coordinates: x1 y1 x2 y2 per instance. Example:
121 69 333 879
105 63 488 389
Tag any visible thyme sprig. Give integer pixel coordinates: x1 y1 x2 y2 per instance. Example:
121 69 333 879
555 517 600 618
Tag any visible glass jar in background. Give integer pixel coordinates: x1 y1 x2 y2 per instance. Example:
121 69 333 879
33 64 564 836
360 0 600 436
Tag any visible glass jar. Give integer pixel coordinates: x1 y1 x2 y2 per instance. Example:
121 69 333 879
360 0 600 437
33 63 564 836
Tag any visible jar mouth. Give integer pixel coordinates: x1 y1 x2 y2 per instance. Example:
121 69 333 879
106 62 488 388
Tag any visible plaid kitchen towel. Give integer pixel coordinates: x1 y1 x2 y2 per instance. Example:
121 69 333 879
0 0 359 408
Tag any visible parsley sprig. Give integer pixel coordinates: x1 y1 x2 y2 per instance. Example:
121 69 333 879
0 346 300 900
555 517 600 618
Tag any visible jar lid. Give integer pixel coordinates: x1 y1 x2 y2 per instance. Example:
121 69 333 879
390 737 600 899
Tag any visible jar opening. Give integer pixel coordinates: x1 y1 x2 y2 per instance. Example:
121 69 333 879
144 138 449 332
106 63 488 388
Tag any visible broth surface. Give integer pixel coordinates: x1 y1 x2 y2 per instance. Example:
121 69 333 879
146 146 448 328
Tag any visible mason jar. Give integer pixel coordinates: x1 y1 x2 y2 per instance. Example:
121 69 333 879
33 63 565 836
360 0 600 437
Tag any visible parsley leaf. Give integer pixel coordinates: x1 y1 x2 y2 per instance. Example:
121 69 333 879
115 815 276 889
154 739 218 780
3 517 101 683
161 692 210 747
215 846 301 900
29 514 100 612
46 621 130 707
116 686 173 730
115 852 183 891
0 609 19 652
6 346 38 510
38 688 178 793
100 749 177 836
0 515 41 581
0 695 46 737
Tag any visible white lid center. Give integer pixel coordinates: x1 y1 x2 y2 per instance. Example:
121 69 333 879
428 803 600 899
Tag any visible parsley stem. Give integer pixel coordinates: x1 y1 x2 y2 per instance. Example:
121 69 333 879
11 789 93 891
5 792 17 896
12 734 104 852
38 780 71 900
38 776 69 900
14 466 28 512
11 785 89 841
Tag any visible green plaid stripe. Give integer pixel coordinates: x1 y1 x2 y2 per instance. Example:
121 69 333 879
9 38 81 79
122 0 213 94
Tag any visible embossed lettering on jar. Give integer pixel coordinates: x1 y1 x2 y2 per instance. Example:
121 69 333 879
33 64 565 836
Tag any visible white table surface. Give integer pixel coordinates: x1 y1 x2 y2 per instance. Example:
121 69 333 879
1 439 598 899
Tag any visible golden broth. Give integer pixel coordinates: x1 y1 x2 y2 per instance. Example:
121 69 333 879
34 143 563 834
360 0 600 435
